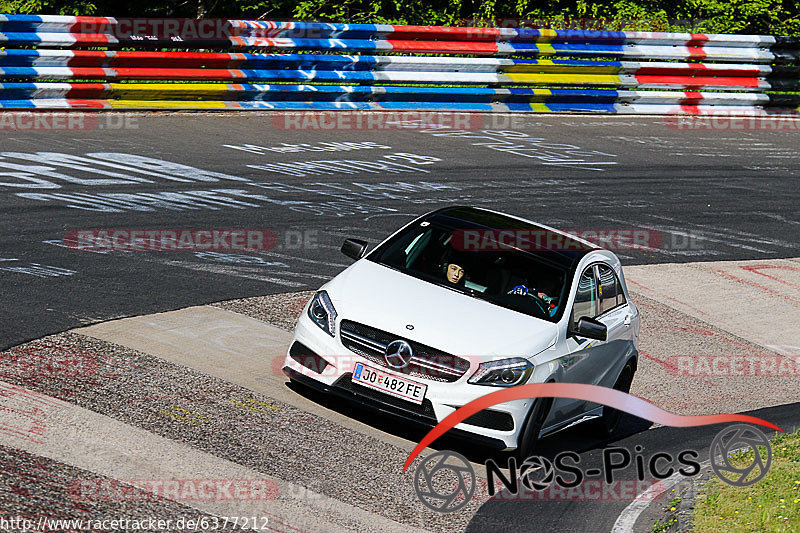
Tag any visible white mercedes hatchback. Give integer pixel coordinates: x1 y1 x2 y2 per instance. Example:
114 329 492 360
283 206 640 455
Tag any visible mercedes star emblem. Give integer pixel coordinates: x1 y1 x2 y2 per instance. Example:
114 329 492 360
385 340 413 369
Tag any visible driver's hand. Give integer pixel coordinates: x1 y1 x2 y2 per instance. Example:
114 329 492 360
508 284 530 296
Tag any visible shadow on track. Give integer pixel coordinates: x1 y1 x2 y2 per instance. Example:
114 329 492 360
286 379 652 465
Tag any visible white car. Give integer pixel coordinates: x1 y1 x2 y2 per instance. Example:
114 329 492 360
283 206 640 455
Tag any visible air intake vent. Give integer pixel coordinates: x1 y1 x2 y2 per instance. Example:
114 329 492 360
289 342 328 373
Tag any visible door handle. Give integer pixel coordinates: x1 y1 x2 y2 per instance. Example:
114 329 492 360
623 314 632 327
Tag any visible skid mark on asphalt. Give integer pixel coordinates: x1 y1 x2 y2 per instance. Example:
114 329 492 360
646 214 799 252
638 350 714 387
629 291 800 417
626 257 800 355
611 222 761 257
39 238 341 290
627 279 713 318
713 267 800 305
741 264 800 291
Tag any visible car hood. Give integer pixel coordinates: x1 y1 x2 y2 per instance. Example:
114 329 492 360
324 259 558 361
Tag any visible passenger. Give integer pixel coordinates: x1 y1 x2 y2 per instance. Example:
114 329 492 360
538 283 559 316
508 279 559 316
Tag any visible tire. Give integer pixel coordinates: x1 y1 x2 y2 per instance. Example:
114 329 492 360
515 396 553 461
596 362 635 436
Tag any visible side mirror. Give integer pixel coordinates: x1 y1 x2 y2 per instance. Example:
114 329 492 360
341 238 368 261
569 316 607 341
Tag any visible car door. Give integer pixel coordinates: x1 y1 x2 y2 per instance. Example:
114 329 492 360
553 263 634 423
592 264 636 389
550 265 600 423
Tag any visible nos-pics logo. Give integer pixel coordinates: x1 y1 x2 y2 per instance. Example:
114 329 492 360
412 424 772 512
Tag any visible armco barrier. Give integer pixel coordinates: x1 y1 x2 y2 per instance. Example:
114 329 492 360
0 14 798 114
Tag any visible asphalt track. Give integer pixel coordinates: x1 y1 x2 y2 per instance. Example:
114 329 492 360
1 112 800 531
2 113 800 350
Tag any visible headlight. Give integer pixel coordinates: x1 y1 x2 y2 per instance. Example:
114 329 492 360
468 357 534 387
308 290 337 337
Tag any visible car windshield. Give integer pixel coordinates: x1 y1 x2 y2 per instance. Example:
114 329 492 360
367 218 570 322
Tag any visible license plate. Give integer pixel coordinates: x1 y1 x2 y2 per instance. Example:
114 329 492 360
351 363 427 405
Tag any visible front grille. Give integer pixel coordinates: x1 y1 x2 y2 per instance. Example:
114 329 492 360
333 373 437 420
339 320 470 383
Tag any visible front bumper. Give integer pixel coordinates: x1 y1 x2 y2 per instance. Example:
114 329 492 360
283 309 535 450
283 367 507 450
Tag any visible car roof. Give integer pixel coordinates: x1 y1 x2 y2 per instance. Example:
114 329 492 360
426 205 597 272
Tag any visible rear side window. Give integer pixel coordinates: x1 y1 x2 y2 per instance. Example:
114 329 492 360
597 264 626 314
571 267 598 326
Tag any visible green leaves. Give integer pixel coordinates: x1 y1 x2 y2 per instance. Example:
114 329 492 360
0 0 797 36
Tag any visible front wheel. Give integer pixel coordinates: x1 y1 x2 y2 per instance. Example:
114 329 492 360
515 396 553 461
596 362 635 436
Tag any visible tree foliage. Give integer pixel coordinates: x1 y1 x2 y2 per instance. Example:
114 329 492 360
1 0 797 35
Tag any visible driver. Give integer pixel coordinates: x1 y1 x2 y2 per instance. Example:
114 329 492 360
445 262 466 285
441 248 468 286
